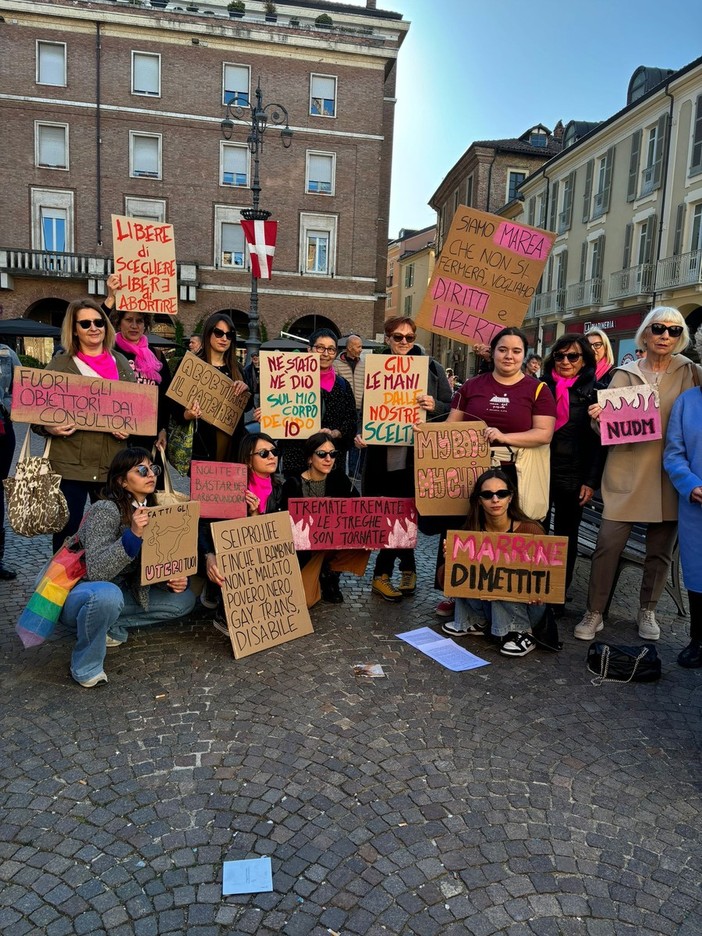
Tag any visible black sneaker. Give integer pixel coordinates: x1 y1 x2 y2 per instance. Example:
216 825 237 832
321 571 344 604
499 632 536 657
678 641 702 669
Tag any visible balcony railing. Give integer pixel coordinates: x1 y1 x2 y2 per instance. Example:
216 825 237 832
608 263 654 300
656 249 702 290
531 289 566 318
566 278 602 310
0 249 113 278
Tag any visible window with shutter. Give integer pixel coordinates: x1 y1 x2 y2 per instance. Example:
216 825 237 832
691 96 702 175
36 123 68 169
223 64 250 106
548 180 559 231
582 160 593 222
310 74 337 118
627 130 641 201
673 204 685 256
37 41 66 86
132 52 160 96
130 133 161 179
306 152 335 194
221 144 248 187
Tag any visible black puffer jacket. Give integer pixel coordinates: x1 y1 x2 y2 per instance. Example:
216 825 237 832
543 368 605 493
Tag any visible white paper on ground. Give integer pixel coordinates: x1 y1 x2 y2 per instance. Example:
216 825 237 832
396 626 490 672
222 856 273 895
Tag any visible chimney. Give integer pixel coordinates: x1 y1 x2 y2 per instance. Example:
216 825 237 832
367 0 377 8
553 120 565 142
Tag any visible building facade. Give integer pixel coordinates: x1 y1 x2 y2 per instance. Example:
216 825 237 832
427 124 563 373
0 0 408 343
384 223 434 344
518 58 702 361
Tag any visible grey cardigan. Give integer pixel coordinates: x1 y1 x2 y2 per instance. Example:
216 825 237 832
78 500 149 609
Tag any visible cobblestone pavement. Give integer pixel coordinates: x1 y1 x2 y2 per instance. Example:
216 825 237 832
1 439 700 935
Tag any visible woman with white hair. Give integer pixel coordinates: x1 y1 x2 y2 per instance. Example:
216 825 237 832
585 327 615 386
576 307 702 643
664 326 702 668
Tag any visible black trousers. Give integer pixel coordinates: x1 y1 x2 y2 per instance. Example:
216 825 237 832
54 479 103 552
548 486 583 593
689 590 702 643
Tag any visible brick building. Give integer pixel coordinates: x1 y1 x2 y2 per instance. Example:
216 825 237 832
0 0 408 345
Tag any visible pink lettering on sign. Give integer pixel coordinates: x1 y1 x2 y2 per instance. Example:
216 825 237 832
431 306 503 344
494 222 551 261
432 276 490 314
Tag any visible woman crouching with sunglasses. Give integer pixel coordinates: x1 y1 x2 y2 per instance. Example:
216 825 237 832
577 307 702 644
440 469 546 658
281 433 369 607
61 448 195 688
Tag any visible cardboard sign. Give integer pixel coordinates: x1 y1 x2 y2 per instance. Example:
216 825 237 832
12 366 158 435
140 500 200 585
166 351 250 435
287 497 417 550
211 512 313 659
111 214 178 315
416 206 555 347
597 385 662 446
259 351 321 439
444 530 567 604
414 422 490 516
190 460 247 519
361 354 429 445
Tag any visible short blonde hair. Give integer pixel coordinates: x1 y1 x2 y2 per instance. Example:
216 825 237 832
61 299 115 356
585 328 614 367
635 306 689 355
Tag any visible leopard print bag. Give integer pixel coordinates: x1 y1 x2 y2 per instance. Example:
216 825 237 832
3 433 69 537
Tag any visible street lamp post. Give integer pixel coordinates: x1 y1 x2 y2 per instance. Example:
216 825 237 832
221 78 292 360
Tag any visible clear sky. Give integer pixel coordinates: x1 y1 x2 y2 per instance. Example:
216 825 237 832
376 0 702 237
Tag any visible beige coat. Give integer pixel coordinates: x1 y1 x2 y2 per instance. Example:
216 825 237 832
600 355 702 522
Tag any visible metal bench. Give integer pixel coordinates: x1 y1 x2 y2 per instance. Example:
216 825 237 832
577 497 686 616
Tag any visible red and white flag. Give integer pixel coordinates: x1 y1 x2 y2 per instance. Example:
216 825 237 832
240 219 278 279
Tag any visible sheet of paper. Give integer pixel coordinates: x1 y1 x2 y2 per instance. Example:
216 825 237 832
222 856 273 895
396 627 490 672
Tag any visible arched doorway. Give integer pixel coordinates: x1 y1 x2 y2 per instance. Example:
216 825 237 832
287 314 339 340
25 296 69 329
209 307 249 343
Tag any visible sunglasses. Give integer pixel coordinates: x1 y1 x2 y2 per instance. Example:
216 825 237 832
650 323 684 337
313 450 339 459
76 318 106 330
312 345 337 355
212 327 234 340
132 464 162 478
254 448 278 459
588 341 603 350
478 489 512 501
554 352 583 363
389 334 415 343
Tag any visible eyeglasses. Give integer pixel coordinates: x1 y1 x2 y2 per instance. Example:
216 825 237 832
312 345 337 355
650 323 684 337
212 327 234 340
313 450 339 459
478 489 512 501
554 352 583 363
254 448 278 459
389 334 415 343
76 318 106 330
588 341 603 350
132 464 162 478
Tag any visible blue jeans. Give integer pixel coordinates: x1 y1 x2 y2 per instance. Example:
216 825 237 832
455 597 545 638
62 581 196 682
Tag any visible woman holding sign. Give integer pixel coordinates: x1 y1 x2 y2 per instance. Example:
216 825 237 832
35 299 136 552
281 433 368 606
440 469 547 657
61 447 195 687
177 312 249 465
578 307 702 643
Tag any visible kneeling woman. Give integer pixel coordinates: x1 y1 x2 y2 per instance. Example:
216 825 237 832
62 447 196 687
281 433 369 607
441 469 546 658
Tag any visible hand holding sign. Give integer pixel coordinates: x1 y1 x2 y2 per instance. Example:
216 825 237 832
131 506 150 538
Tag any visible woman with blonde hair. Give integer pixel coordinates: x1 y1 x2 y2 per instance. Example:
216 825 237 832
585 327 615 386
576 306 702 642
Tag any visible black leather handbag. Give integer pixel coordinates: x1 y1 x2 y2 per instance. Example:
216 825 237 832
587 642 661 685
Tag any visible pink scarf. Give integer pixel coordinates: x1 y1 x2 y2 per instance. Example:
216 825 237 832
553 373 578 431
76 350 119 380
320 367 336 392
248 472 273 513
595 358 611 382
115 333 163 383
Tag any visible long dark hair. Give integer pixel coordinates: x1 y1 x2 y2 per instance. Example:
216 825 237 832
464 468 537 532
102 447 158 524
239 432 277 478
200 312 243 380
489 326 529 356
303 432 336 463
543 332 596 380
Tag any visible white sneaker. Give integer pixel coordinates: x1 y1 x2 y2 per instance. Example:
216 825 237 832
574 611 604 641
637 609 660 640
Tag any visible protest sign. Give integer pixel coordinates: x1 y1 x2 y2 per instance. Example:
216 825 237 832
259 351 321 439
140 500 200 585
12 366 157 435
166 351 250 435
211 511 313 659
414 421 490 515
597 385 662 446
444 530 567 604
190 461 247 519
287 497 417 550
111 214 178 315
416 206 555 347
361 354 429 445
